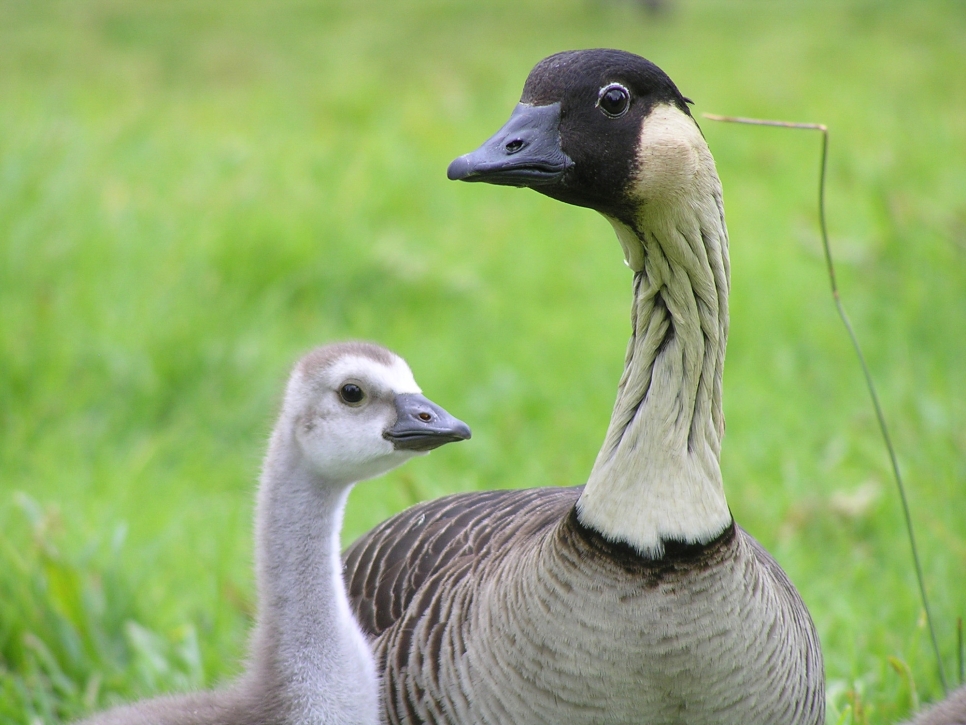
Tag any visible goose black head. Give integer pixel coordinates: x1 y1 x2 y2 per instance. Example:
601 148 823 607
447 49 695 220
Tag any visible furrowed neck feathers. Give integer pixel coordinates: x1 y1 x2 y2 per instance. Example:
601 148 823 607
577 105 732 557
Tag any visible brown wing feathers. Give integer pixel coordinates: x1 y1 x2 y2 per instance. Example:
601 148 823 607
343 487 581 637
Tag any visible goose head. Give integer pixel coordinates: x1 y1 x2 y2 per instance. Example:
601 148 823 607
447 49 713 272
279 342 471 487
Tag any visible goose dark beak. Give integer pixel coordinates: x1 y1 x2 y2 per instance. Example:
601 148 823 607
447 102 572 187
385 394 472 452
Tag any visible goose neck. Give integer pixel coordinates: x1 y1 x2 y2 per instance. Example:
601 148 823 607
577 170 732 558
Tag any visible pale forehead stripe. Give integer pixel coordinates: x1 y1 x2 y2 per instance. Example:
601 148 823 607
327 355 421 395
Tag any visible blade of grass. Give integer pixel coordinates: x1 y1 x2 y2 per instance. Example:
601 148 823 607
958 617 963 686
704 112 949 695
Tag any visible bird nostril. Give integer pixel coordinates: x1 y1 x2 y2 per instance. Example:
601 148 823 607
505 138 525 154
418 412 432 422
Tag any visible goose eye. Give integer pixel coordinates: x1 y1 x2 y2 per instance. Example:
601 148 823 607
597 84 630 118
339 383 365 405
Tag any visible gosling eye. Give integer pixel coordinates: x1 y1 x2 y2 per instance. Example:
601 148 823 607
597 83 631 118
339 383 366 405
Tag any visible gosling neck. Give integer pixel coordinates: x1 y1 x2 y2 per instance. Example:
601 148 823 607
577 114 732 557
248 425 376 719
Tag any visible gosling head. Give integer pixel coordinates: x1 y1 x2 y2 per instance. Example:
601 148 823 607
280 342 471 487
447 49 707 222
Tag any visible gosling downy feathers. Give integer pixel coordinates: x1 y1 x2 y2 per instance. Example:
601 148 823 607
905 685 966 725
343 50 824 725
77 342 470 725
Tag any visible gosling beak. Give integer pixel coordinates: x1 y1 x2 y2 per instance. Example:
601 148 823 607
384 394 472 452
447 102 572 187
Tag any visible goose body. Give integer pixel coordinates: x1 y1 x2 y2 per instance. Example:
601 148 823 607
906 685 966 725
77 342 470 725
344 50 824 724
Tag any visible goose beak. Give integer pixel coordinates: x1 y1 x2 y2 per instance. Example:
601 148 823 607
384 394 472 452
447 102 572 187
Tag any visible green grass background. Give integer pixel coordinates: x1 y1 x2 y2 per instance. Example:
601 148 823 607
1 0 964 722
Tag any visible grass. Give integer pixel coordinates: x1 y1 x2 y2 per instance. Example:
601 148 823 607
1 0 964 722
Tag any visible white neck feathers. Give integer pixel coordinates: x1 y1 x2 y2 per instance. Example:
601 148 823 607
577 105 733 557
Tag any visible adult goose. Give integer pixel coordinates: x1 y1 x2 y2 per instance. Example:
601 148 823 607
343 49 824 724
78 342 470 725
905 685 966 725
